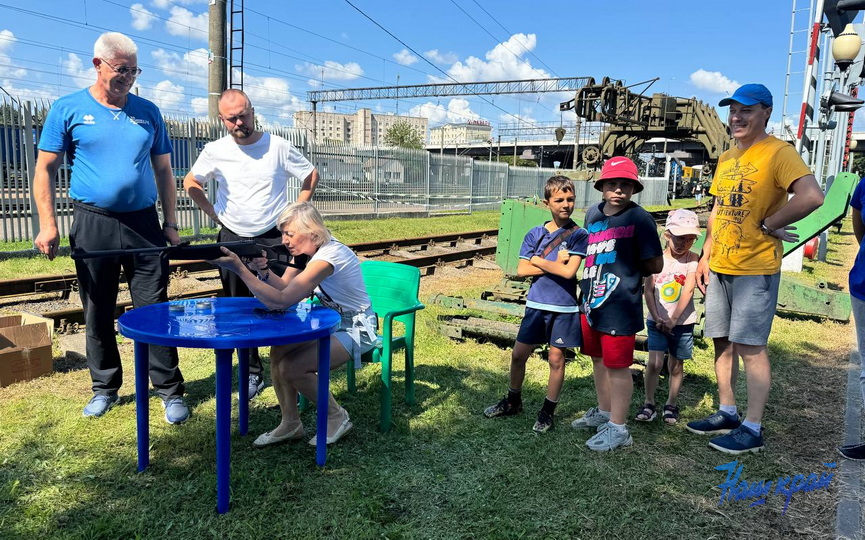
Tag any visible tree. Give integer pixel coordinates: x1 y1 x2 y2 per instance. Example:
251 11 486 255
383 120 424 149
851 152 865 177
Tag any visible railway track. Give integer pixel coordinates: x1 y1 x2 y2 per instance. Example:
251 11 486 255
1 229 498 330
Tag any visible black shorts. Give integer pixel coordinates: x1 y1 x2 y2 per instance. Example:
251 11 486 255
516 307 582 349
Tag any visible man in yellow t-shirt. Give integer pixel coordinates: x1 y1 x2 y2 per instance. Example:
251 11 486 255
686 84 824 455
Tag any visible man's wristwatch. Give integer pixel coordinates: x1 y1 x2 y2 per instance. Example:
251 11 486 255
162 221 179 231
759 220 772 235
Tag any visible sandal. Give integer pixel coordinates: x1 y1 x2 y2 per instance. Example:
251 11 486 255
662 404 680 424
635 403 657 422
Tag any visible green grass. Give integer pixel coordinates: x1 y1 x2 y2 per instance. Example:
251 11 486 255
0 211 854 539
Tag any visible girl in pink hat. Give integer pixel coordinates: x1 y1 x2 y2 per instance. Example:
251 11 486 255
637 209 701 424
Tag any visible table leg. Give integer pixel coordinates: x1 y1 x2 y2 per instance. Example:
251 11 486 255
237 348 249 436
134 340 149 472
215 348 232 514
316 336 331 466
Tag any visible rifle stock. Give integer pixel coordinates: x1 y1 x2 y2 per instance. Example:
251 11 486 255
70 241 307 270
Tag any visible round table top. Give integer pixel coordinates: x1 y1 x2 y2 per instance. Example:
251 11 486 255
118 297 340 349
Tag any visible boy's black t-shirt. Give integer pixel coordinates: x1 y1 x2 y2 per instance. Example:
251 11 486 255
579 201 663 336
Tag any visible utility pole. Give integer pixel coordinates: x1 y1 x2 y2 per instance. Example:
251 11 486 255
208 0 227 119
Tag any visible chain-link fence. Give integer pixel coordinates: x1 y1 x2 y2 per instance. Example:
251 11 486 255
0 96 669 243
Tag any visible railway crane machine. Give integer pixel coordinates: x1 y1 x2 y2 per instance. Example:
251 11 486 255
559 77 732 197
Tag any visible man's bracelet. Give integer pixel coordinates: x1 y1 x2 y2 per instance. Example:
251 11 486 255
162 221 179 231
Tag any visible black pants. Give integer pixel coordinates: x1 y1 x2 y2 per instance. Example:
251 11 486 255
217 226 284 375
70 203 183 400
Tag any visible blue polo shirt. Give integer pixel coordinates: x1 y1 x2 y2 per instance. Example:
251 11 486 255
38 88 172 212
520 220 589 313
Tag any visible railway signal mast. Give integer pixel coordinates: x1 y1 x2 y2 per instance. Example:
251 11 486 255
788 0 865 264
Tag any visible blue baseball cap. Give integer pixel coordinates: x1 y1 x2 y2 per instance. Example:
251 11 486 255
719 83 773 108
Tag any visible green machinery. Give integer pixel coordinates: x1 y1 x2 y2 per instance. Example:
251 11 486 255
436 171 859 343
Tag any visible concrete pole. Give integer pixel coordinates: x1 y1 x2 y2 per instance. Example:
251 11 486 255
208 0 227 120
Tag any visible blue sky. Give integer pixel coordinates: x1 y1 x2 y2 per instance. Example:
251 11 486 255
0 0 856 136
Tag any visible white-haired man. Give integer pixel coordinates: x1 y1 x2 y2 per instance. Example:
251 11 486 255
33 32 188 423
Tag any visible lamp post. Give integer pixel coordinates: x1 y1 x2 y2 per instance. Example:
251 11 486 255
818 22 863 261
832 23 862 71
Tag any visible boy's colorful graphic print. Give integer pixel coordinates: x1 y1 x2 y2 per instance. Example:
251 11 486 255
582 219 636 312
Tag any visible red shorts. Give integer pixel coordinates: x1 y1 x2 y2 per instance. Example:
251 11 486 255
580 315 636 369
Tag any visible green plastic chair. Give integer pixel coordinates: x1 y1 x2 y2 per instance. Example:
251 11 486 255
350 260 425 432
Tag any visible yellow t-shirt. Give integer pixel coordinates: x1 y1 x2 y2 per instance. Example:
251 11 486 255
708 136 812 275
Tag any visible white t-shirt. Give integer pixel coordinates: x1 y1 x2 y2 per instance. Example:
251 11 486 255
311 240 371 313
190 133 315 236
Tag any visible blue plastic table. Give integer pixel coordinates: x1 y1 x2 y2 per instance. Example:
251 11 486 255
117 297 340 514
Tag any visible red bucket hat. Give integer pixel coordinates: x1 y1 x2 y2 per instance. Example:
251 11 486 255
593 157 644 194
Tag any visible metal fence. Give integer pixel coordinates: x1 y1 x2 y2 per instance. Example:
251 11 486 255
0 96 668 243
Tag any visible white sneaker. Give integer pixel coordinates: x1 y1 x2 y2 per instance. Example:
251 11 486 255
571 407 610 429
586 422 633 452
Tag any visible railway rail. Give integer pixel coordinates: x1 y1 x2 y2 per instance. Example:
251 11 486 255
0 229 498 330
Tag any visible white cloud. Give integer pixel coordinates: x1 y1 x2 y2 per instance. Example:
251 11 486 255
0 30 27 79
243 74 305 121
409 98 481 125
296 60 363 81
64 53 94 88
0 29 15 53
190 96 208 115
0 80 57 103
424 49 459 65
499 111 537 127
440 33 548 83
130 3 158 31
393 49 417 66
690 69 739 95
153 0 207 7
151 47 208 84
142 80 185 113
165 6 208 41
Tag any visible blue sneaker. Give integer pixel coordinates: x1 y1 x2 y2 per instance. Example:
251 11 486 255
708 425 764 455
82 394 119 418
162 397 190 425
685 411 741 435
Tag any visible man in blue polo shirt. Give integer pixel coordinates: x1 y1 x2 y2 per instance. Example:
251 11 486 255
33 32 188 423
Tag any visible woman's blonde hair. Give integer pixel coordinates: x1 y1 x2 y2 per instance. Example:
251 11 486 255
276 202 332 247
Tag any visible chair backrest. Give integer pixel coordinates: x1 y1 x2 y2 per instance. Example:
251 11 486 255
360 260 421 326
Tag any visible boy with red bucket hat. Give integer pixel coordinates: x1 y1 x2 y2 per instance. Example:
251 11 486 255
572 157 663 451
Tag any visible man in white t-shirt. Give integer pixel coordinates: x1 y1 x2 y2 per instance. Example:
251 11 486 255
183 89 319 399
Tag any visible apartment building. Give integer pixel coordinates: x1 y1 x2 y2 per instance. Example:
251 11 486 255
293 108 428 146
429 120 492 146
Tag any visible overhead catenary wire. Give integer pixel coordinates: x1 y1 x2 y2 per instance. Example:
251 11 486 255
342 0 547 130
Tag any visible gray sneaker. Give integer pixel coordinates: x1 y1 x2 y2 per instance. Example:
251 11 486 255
248 374 265 400
571 407 609 429
586 422 633 452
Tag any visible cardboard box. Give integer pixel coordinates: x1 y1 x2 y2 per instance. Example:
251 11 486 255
0 312 53 387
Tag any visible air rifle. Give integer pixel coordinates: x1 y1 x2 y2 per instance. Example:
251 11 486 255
70 240 308 270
